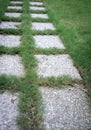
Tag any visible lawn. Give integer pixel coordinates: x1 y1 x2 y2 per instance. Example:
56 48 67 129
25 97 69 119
44 0 91 95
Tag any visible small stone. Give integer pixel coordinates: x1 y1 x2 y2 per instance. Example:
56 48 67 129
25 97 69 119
0 35 21 47
7 6 22 10
40 86 91 130
30 6 45 11
30 2 43 6
0 91 19 130
33 35 65 49
0 22 20 29
0 55 24 76
35 54 81 79
31 13 48 19
5 12 21 18
32 22 55 31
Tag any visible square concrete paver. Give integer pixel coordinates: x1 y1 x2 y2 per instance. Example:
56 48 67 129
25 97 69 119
31 13 48 19
5 12 21 18
10 1 23 4
0 22 20 29
0 35 21 47
0 55 24 76
0 91 19 130
8 6 22 10
30 6 45 11
30 2 43 6
40 86 91 130
33 35 65 49
35 54 81 79
32 22 55 31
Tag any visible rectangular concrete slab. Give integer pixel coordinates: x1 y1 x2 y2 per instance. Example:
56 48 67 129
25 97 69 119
0 55 24 76
30 2 43 6
10 1 23 4
30 6 45 11
32 22 55 31
0 22 20 29
35 54 81 79
33 35 65 49
0 91 19 130
5 12 21 18
31 13 48 19
8 6 22 10
40 86 91 130
0 35 21 47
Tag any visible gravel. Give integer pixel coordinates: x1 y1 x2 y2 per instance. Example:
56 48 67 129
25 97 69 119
0 91 19 130
32 22 55 31
0 55 24 76
5 12 21 18
31 13 48 19
35 54 81 79
33 35 65 49
0 22 20 29
30 2 43 6
7 6 22 10
30 6 45 11
0 35 21 47
40 85 91 130
10 1 23 4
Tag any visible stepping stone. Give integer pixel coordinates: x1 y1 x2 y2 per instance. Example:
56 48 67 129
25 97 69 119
0 35 21 47
33 35 65 49
31 13 48 19
10 1 23 4
35 54 81 79
8 6 22 10
0 91 19 130
30 2 43 6
0 55 24 76
30 6 45 11
40 86 91 130
5 12 21 18
0 22 20 29
32 22 55 31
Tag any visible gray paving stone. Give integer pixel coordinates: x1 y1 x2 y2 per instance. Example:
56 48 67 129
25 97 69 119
0 55 24 76
8 6 22 10
0 35 21 47
35 54 81 79
5 12 21 18
0 91 19 130
10 1 23 4
30 6 45 11
33 35 65 49
30 2 43 6
0 22 20 29
31 13 48 19
40 85 91 130
32 22 55 31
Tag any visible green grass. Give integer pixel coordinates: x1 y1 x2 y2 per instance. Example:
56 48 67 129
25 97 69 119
0 0 91 129
44 0 91 95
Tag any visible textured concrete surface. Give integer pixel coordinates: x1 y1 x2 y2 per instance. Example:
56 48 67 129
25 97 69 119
31 13 48 19
33 35 65 49
35 54 81 79
30 2 43 6
8 6 22 10
32 22 55 31
0 91 19 130
30 6 45 11
0 22 20 29
10 1 23 4
40 86 91 130
0 35 21 47
0 55 24 76
5 12 21 18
